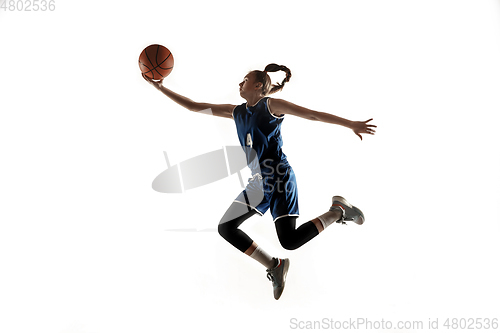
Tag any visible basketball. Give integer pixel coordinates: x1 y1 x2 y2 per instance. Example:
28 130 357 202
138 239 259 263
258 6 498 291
139 44 174 80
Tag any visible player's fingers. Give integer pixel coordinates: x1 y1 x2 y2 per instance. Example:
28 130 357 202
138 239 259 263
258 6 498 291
364 128 375 135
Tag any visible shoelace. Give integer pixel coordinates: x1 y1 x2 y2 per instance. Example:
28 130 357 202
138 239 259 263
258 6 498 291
267 272 275 282
331 205 347 225
248 173 263 182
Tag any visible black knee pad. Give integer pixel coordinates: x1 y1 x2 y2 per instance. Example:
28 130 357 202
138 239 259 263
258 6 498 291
275 216 318 251
217 206 258 252
217 221 231 240
278 237 299 251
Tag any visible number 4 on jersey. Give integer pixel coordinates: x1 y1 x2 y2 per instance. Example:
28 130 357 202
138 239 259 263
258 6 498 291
246 133 253 148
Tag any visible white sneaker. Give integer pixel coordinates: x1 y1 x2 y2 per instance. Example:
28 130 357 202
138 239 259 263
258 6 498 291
331 196 365 225
266 258 290 300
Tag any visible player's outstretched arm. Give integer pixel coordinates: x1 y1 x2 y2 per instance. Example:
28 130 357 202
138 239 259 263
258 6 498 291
142 74 235 119
269 98 376 140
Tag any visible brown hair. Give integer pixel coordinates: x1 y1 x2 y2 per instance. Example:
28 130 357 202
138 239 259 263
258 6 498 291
249 63 292 96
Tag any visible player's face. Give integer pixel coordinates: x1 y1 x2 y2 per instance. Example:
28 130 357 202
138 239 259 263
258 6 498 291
239 75 251 94
239 73 261 97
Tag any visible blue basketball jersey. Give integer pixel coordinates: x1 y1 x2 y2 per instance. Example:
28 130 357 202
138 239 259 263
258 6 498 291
232 97 288 174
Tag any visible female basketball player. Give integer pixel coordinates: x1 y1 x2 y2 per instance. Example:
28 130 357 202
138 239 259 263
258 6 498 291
143 64 376 300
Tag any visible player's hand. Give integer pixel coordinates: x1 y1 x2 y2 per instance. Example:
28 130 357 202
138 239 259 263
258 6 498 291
142 73 164 90
351 118 377 140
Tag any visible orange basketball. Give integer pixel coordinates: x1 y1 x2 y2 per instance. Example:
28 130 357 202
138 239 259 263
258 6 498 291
139 44 174 80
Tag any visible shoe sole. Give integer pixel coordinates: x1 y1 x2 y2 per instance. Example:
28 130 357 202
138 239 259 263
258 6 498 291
275 258 290 300
332 196 365 225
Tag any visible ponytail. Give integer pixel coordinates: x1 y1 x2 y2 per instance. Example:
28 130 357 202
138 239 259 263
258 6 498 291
263 63 292 95
249 63 292 96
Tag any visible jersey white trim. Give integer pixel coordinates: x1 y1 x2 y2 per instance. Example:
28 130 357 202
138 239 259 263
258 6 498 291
273 214 299 223
246 97 265 109
266 98 285 119
231 105 238 118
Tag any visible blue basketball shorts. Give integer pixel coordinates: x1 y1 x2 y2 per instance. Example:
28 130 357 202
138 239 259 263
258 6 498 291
234 162 299 222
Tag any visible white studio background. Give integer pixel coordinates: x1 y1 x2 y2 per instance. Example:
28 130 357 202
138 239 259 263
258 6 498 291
1 1 499 332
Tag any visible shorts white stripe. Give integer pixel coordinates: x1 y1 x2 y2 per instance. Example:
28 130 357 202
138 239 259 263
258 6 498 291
233 200 264 215
273 214 300 222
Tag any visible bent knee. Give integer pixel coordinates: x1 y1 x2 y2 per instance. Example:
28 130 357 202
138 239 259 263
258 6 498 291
217 222 229 239
278 237 300 251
